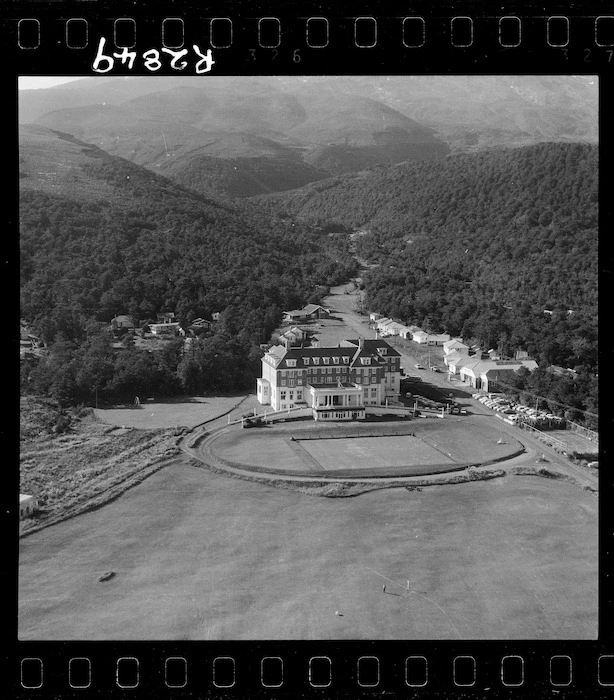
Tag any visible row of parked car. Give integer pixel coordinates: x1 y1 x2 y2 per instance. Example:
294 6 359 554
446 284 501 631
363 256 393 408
472 393 519 421
472 393 567 429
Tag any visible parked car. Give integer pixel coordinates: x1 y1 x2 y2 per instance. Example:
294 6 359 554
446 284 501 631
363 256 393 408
429 366 441 372
415 364 426 370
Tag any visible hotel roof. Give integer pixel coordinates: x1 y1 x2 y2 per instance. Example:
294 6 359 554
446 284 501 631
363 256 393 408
266 338 399 368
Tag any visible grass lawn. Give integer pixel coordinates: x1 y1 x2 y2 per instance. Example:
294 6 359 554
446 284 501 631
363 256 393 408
94 394 256 430
19 463 597 640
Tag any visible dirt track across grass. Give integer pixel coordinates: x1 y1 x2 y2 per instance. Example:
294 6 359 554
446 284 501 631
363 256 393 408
19 461 597 640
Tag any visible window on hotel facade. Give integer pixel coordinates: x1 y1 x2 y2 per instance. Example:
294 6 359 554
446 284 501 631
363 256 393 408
323 357 330 364
281 391 286 400
363 388 369 396
361 358 371 365
288 379 295 387
297 392 302 400
287 359 296 367
333 356 339 364
303 358 309 365
343 357 349 364
371 388 377 396
313 357 320 364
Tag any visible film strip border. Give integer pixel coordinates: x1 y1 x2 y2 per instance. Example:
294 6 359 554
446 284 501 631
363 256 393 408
10 649 614 694
4 10 614 72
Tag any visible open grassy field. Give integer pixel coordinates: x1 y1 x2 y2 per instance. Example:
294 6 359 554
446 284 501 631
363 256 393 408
94 394 254 430
19 461 597 640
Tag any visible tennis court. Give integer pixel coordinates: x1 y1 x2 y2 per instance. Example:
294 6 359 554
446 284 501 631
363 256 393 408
300 434 455 470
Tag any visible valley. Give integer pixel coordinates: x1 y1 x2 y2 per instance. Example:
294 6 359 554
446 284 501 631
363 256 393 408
18 76 599 641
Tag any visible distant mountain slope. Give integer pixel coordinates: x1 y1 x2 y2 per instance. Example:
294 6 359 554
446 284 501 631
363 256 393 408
19 124 357 342
21 75 598 149
274 75 599 150
23 78 450 196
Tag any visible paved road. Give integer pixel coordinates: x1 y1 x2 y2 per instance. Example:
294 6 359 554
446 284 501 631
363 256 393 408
321 280 598 492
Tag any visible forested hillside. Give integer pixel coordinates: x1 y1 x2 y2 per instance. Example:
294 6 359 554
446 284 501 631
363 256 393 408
257 142 598 388
19 125 357 403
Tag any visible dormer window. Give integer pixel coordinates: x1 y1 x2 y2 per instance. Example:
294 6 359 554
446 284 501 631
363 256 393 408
287 359 296 367
343 356 349 364
313 357 320 365
323 357 330 364
333 356 339 364
303 357 310 365
377 347 387 355
361 357 371 365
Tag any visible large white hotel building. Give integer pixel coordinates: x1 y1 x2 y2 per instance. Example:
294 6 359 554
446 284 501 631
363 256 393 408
257 338 402 421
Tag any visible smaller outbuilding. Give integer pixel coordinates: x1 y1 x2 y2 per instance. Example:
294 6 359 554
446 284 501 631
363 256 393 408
19 494 38 519
443 338 470 355
111 314 136 331
149 322 184 336
283 304 330 322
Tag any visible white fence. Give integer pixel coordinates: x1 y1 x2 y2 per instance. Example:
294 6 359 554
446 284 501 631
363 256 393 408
518 422 568 452
565 420 598 443
228 406 312 426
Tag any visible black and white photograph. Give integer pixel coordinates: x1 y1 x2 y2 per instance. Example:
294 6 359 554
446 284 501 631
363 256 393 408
18 75 598 641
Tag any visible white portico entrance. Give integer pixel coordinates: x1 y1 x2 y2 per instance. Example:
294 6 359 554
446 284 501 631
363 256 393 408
307 381 366 421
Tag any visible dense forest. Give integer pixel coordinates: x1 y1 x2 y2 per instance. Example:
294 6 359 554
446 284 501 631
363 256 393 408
20 135 357 404
257 143 599 427
20 126 599 428
257 143 597 357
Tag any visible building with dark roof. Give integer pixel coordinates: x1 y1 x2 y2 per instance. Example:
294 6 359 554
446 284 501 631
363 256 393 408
257 338 401 420
282 304 330 323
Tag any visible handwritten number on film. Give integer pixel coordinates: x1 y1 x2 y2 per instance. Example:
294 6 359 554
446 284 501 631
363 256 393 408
92 37 215 74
